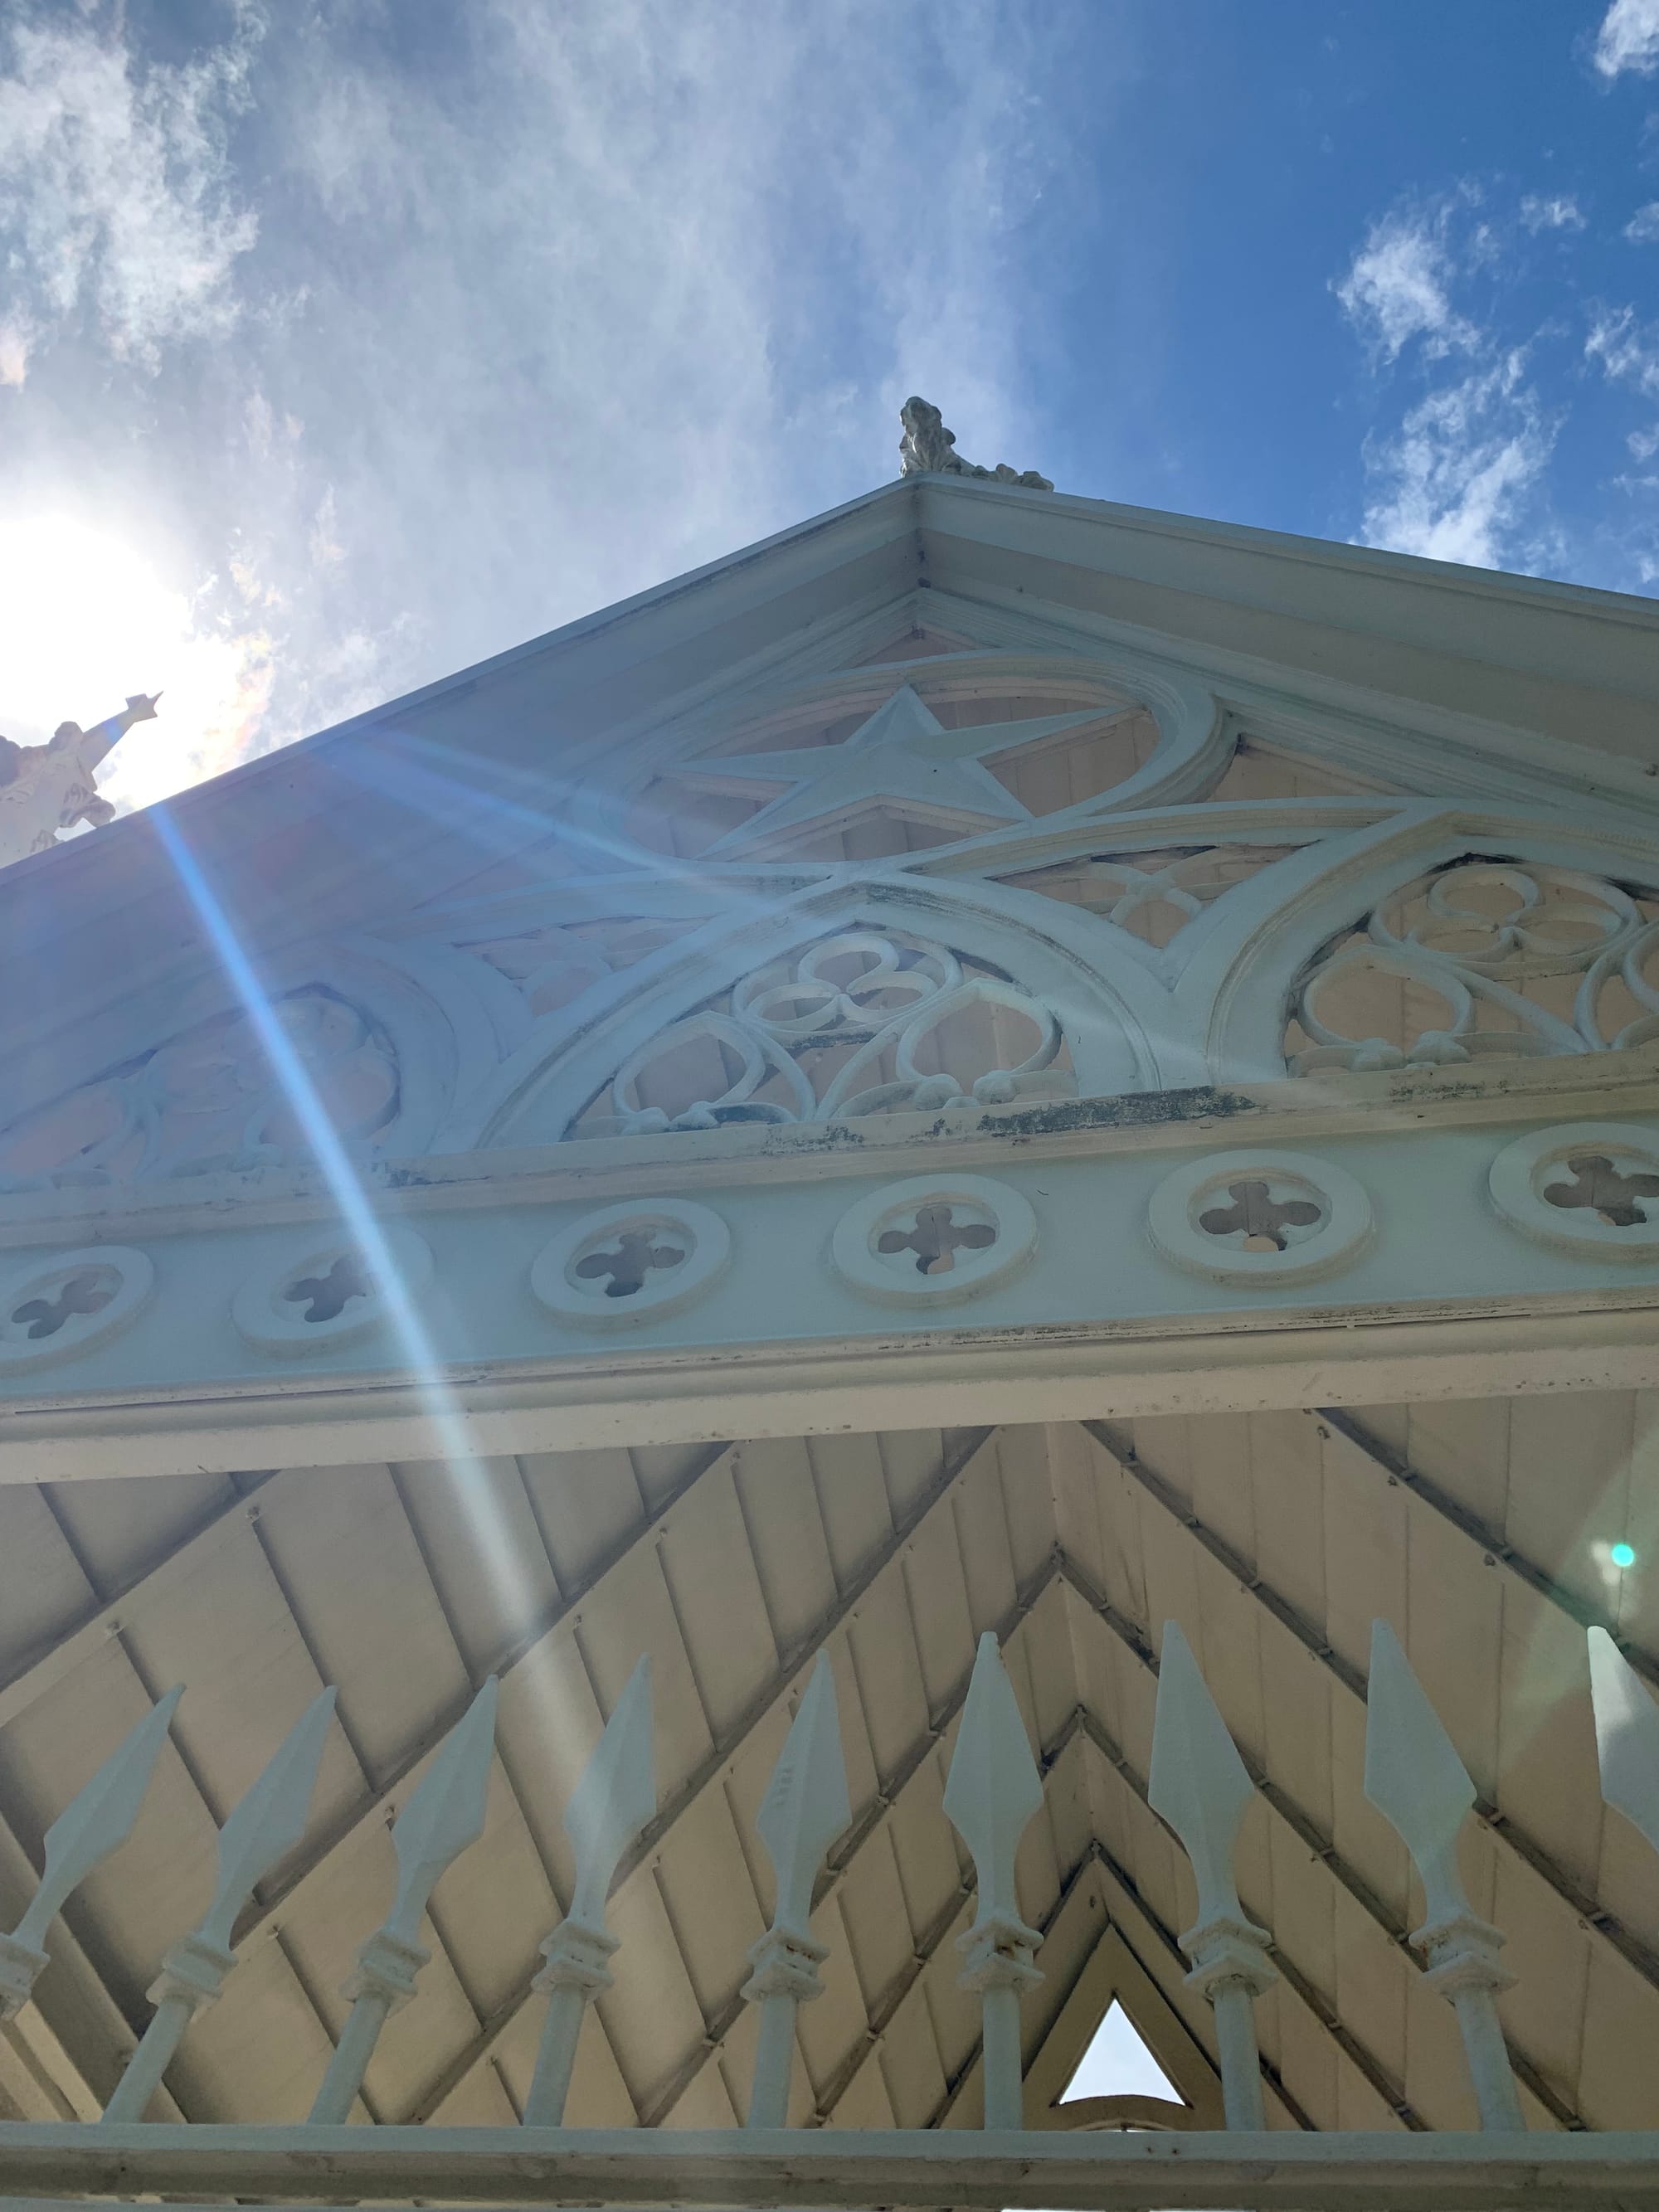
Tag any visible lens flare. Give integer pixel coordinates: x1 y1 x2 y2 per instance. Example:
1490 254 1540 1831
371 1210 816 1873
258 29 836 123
149 801 538 1625
0 515 271 807
1612 1542 1637 1570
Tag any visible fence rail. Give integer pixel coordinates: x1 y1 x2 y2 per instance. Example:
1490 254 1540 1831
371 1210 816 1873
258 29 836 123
0 2123 1659 2212
2 2124 1659 2210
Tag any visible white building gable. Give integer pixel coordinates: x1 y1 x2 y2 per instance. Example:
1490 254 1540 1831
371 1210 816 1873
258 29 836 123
0 457 1652 2181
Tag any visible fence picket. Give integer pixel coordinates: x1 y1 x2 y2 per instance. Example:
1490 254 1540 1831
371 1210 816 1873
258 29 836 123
524 1658 656 2127
1364 1621 1523 2132
0 1689 182 2024
309 1678 499 2125
1146 1621 1276 2130
1589 1626 1659 1855
743 1654 850 2129
942 1633 1044 2132
101 1689 338 2124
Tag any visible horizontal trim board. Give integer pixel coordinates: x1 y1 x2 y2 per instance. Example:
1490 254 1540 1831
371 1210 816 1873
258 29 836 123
1 2126 1659 2209
0 1303 1653 1483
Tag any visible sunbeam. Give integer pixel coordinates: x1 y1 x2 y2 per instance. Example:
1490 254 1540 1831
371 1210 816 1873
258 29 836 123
148 800 542 1630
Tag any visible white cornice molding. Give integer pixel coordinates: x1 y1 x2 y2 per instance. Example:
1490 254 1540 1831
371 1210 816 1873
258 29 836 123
914 472 1659 638
902 584 1659 825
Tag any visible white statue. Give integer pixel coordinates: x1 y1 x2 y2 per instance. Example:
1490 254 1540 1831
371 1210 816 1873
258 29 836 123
0 693 159 870
898 396 1053 490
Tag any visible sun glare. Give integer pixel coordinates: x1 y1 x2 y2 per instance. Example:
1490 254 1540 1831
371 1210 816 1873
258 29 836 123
0 515 273 813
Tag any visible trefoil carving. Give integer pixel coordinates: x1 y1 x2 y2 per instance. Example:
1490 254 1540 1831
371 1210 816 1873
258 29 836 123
1288 860 1659 1074
582 929 1075 1138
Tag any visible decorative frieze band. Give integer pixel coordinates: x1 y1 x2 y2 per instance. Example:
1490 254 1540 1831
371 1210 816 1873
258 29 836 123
0 1121 1652 1374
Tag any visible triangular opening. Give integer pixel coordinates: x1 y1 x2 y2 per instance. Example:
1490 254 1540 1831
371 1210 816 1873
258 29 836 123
1059 2001 1184 2107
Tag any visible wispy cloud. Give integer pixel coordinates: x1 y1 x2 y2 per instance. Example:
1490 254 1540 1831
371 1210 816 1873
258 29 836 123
1593 0 1659 78
1355 355 1555 568
1334 203 1476 361
1335 189 1567 573
1626 201 1659 241
0 0 1094 804
0 8 260 381
1588 306 1659 397
1520 192 1587 232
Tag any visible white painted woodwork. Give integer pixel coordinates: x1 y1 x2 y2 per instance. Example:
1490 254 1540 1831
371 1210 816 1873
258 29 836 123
1588 1626 1659 1859
0 1689 182 2022
101 1688 336 2123
1363 1621 1523 2132
943 1633 1045 2131
308 1678 498 2125
0 464 1656 2166
0 1403 1653 2136
742 1653 851 2128
524 1657 655 2127
1146 1621 1275 2130
3 2123 1659 2209
0 1045 1650 1484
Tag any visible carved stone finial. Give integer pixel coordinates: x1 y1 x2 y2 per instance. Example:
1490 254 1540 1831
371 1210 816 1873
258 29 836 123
898 396 1053 491
0 691 159 871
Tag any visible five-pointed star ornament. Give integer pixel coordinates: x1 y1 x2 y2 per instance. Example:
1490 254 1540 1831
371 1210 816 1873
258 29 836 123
672 685 1108 856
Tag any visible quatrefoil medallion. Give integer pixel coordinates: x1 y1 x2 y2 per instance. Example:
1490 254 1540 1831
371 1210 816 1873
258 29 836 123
0 1246 154 1369
1149 1151 1373 1287
1490 1124 1659 1260
234 1229 434 1354
532 1201 731 1328
832 1175 1037 1307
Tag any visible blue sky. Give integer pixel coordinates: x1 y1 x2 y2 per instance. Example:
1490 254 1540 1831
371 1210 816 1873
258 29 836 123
1 0 1657 809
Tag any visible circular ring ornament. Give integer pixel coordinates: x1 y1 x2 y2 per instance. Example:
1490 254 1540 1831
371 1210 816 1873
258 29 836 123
1488 1122 1659 1261
531 1199 731 1328
830 1174 1037 1308
1147 1150 1374 1286
233 1227 434 1355
0 1245 155 1369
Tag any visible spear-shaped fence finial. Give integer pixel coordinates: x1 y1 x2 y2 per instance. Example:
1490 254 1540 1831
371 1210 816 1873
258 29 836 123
1588 1626 1659 1855
523 1657 656 2127
309 1677 499 2125
1146 1621 1275 2130
0 1688 182 2022
942 1632 1044 2131
1364 1620 1523 2132
742 1653 850 2129
103 1689 337 2123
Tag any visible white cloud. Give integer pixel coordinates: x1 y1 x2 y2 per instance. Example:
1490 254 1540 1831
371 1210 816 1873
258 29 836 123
1626 201 1659 241
1587 306 1659 396
1335 206 1475 362
0 1 1092 802
1355 355 1555 570
1594 0 1659 77
0 9 259 375
1520 193 1586 232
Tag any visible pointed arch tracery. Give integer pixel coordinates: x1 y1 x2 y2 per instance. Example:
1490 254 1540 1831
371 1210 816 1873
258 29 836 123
1164 809 1659 1081
16 637 1659 1190
0 939 478 1189
474 878 1183 1147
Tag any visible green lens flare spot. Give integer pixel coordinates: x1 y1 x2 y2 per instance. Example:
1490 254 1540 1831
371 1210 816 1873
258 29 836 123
1612 1543 1637 1570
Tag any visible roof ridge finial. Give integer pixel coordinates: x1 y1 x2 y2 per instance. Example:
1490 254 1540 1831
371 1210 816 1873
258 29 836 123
898 396 1053 492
